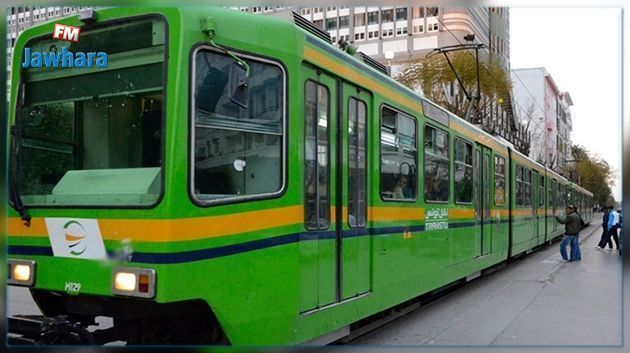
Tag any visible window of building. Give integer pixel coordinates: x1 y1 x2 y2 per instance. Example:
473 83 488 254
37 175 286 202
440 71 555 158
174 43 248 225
304 81 330 230
381 107 417 201
454 138 472 204
424 125 449 202
494 156 505 205
339 15 349 28
396 27 408 36
313 19 323 29
428 7 438 16
354 13 365 26
381 9 394 22
326 18 337 30
396 8 408 21
193 50 284 204
367 11 378 25
348 97 367 227
413 7 425 18
368 31 373 39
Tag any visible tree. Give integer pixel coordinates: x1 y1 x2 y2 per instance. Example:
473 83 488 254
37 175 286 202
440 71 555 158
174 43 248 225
570 145 615 206
395 51 511 125
395 50 530 156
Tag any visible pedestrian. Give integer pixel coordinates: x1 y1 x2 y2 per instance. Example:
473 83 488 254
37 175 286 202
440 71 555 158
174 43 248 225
596 206 612 250
555 205 583 262
597 206 619 251
609 207 620 250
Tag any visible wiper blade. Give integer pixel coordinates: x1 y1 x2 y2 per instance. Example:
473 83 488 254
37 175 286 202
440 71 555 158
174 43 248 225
8 125 31 227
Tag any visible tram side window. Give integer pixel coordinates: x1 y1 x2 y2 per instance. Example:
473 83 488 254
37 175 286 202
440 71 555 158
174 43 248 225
551 179 557 210
494 155 505 206
516 165 525 207
380 107 417 201
524 169 532 207
539 176 545 207
304 81 330 230
348 97 367 227
424 125 449 202
454 138 472 204
193 50 283 203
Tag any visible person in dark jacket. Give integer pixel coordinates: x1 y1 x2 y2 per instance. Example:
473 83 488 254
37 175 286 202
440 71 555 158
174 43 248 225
596 207 612 250
555 205 583 262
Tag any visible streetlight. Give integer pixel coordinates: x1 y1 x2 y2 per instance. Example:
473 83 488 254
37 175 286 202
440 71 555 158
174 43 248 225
384 50 395 76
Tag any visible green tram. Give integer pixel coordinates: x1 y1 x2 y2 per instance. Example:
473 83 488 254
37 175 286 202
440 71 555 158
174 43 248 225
7 7 594 345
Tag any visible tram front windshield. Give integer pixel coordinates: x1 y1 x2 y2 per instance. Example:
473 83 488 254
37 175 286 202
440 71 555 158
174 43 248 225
12 17 166 207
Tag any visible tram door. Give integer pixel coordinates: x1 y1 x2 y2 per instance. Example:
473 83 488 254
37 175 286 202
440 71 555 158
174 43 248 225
532 171 540 243
474 144 492 256
340 82 372 300
300 66 371 313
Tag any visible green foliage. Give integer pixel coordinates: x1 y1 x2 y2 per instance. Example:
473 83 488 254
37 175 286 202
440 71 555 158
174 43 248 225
395 51 511 119
571 145 615 205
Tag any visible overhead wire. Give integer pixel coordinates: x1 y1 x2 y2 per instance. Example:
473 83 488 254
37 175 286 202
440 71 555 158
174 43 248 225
432 10 548 135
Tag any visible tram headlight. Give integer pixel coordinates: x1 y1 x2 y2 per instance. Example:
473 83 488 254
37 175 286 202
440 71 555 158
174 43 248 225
114 272 136 291
112 267 156 299
8 259 35 286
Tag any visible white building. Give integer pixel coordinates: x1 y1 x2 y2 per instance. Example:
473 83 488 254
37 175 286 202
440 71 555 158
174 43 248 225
6 6 88 98
511 67 573 173
236 6 510 69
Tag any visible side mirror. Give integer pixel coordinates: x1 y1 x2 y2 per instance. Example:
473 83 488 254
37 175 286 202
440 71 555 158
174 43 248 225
229 62 249 109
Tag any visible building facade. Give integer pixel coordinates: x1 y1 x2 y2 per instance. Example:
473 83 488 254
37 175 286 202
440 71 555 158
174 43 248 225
6 6 88 97
239 6 510 69
511 67 573 173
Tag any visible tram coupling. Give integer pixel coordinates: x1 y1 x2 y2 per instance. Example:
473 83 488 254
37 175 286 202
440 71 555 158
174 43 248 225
8 315 119 345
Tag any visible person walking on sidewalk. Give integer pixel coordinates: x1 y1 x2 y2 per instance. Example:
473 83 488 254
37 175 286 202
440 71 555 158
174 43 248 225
608 207 620 250
597 206 619 251
596 207 613 250
555 205 583 262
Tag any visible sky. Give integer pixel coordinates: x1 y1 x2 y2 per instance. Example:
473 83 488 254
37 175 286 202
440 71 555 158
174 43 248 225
509 7 622 202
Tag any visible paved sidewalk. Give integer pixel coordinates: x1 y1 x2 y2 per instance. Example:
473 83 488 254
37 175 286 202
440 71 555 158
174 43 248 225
352 218 622 346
